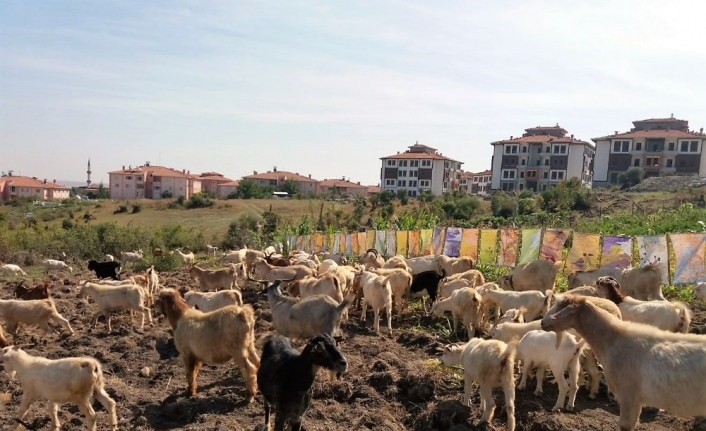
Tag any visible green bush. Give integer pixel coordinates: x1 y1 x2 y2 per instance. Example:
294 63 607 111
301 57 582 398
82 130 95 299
134 253 182 272
131 204 142 214
185 193 214 209
61 219 75 230
162 190 173 199
114 205 128 214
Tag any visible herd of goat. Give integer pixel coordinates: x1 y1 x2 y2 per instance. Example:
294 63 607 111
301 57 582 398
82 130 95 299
1 244 706 430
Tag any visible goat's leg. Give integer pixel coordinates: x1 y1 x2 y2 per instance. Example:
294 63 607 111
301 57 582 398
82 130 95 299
104 311 113 332
385 303 392 334
76 397 97 431
551 366 569 412
584 349 601 399
373 308 380 333
463 374 473 407
360 299 367 322
518 360 532 390
566 361 580 412
291 418 302 431
183 354 200 396
273 412 287 431
248 343 261 368
94 386 118 430
451 313 459 334
478 384 496 424
502 378 516 431
617 399 642 431
48 401 60 431
13 394 36 431
90 311 102 328
263 400 272 431
143 306 153 325
534 365 546 396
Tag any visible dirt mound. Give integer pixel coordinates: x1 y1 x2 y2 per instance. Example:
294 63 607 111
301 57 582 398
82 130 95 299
0 269 702 430
629 175 706 192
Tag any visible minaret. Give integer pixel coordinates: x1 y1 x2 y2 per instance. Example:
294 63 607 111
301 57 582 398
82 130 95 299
86 158 92 187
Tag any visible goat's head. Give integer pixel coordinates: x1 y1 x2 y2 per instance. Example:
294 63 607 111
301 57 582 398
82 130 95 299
541 294 584 335
0 345 32 378
303 334 348 374
595 276 624 303
156 288 188 328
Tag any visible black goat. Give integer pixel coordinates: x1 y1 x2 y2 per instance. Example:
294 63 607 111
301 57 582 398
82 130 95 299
87 260 122 280
409 270 444 311
258 334 348 431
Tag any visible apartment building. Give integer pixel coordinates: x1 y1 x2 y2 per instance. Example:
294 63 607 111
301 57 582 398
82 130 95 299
241 167 319 196
109 163 202 200
592 116 706 187
198 172 233 196
466 170 492 196
217 181 240 199
379 142 463 196
319 178 368 196
490 125 595 192
0 174 70 201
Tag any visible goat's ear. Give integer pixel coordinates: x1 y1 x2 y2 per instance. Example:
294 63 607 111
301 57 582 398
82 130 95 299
549 301 579 320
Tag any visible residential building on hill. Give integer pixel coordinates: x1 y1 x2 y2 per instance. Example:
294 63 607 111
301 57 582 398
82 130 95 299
108 163 202 200
592 116 706 187
241 167 319 196
460 170 492 196
0 174 70 201
217 181 240 199
318 178 368 196
379 142 463 196
199 172 232 196
490 125 595 192
366 185 380 197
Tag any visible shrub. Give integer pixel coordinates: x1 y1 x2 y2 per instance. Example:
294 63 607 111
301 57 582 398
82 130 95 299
131 204 142 214
491 192 515 218
134 253 182 272
62 219 75 230
162 190 173 199
618 167 644 189
114 205 128 214
185 193 214 209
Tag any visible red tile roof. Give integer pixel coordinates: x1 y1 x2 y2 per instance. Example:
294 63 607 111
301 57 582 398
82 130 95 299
242 171 318 183
633 117 686 123
108 165 199 179
218 181 240 187
492 134 594 148
319 179 366 189
199 175 232 182
366 186 381 193
460 172 473 179
0 176 69 190
380 151 461 162
592 129 706 141
472 170 492 176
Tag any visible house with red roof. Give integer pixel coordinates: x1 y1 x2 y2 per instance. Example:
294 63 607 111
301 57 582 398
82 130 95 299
241 167 319 196
108 162 202 200
198 172 232 196
490 125 595 192
379 142 464 196
592 115 706 187
0 174 70 201
318 177 368 196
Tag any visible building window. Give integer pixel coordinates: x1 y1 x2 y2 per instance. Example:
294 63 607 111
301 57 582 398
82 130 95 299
613 141 630 152
634 159 640 167
505 145 518 154
561 145 567 154
544 159 549 166
114 184 119 188
542 184 547 191
669 142 675 151
400 160 408 167
410 170 418 177
36 189 40 193
610 173 619 184
551 171 557 180
558 172 564 180
635 142 642 151
420 180 430 187
522 146 527 153
543 172 548 179
125 184 130 188
385 179 394 186
666 159 673 168
443 182 448 189
397 180 406 187
387 160 396 166
538 146 542 153
502 170 516 179
691 141 699 152
681 141 690 152
519 183 524 190
645 157 660 167
411 160 419 167
422 160 431 167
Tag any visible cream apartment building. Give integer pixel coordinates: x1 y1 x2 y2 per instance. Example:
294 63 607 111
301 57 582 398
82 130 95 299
379 143 463 196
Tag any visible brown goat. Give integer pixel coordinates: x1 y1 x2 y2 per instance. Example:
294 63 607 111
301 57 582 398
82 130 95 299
156 289 260 400
264 253 290 267
15 281 51 301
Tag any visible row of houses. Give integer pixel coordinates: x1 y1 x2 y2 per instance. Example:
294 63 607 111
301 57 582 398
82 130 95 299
0 174 71 201
106 163 381 200
379 115 706 196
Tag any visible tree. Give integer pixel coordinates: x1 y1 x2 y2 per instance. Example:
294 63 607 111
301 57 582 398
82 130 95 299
618 168 644 190
237 179 261 199
280 179 301 196
491 191 515 218
395 189 409 205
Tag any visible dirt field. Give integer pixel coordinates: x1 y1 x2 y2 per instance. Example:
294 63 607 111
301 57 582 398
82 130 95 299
1 269 705 431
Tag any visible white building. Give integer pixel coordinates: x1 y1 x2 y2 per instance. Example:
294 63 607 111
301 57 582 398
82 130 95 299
379 143 463 196
460 170 491 196
490 125 594 192
592 116 706 187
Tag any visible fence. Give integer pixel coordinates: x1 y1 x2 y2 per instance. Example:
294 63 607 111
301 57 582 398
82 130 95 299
289 228 706 285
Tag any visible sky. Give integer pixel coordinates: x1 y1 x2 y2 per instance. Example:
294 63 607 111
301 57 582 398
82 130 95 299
3 0 706 186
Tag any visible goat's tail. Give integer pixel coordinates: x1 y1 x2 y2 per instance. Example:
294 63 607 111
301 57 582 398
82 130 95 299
674 302 692 333
339 293 355 313
499 340 517 374
572 339 588 362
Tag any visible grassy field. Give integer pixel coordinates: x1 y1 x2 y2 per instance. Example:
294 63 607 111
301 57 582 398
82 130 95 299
0 198 354 238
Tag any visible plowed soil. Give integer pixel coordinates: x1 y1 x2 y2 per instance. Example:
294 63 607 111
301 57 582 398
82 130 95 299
1 269 706 431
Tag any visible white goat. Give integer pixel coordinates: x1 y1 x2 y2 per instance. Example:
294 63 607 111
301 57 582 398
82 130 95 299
429 287 482 336
0 264 27 276
0 346 117 431
184 290 244 313
478 287 553 322
42 259 73 275
173 249 195 266
317 259 339 276
354 270 393 334
206 244 219 256
146 265 159 295
517 330 586 412
442 339 516 431
0 299 74 336
104 254 115 262
78 281 152 332
542 295 706 431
